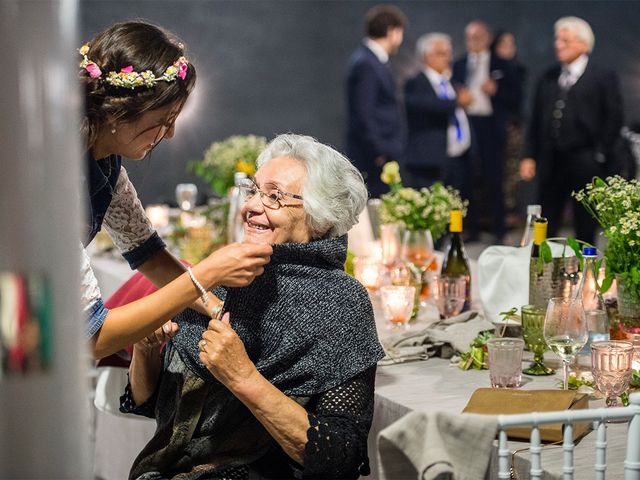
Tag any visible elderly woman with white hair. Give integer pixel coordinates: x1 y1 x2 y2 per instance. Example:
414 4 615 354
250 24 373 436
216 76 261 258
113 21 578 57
121 134 384 480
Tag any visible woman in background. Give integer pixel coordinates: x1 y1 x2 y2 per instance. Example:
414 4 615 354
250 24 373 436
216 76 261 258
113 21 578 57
491 30 527 226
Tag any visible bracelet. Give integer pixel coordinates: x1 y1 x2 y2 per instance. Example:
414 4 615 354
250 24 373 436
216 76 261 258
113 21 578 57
187 267 209 306
210 304 223 319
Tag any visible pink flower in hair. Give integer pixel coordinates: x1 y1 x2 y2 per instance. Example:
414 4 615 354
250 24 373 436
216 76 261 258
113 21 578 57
86 62 102 79
177 61 188 80
121 66 134 74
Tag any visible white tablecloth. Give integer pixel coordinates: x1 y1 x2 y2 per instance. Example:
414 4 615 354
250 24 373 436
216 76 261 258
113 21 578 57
90 253 628 480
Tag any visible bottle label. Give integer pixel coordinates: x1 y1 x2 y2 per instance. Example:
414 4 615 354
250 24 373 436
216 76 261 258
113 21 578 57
450 210 463 233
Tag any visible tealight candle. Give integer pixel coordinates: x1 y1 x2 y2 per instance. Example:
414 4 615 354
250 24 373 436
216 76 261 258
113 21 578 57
354 256 383 292
380 285 415 329
145 204 170 229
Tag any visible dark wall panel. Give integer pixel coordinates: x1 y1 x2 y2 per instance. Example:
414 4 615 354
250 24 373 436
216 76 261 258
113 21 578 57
81 0 640 204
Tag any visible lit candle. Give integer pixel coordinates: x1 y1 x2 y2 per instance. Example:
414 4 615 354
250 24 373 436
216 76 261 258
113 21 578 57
380 223 401 266
354 256 383 291
145 204 169 229
380 285 415 328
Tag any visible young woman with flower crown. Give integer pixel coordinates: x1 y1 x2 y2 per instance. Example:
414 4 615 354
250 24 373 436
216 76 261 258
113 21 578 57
79 21 271 359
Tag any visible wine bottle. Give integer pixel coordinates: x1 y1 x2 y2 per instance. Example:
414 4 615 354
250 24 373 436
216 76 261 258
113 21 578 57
441 209 471 312
519 204 542 247
530 216 548 259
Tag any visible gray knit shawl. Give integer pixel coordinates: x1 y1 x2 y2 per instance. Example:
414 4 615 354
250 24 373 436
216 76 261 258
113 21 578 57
172 234 384 396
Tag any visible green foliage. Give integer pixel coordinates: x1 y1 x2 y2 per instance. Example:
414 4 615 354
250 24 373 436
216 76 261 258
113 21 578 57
573 176 640 296
378 161 468 242
458 331 493 370
189 135 267 197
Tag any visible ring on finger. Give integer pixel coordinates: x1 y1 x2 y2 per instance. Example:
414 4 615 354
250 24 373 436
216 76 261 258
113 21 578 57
199 339 207 350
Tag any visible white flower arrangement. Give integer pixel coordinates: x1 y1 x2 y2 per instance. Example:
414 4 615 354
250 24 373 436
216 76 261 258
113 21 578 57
378 162 467 242
573 175 640 295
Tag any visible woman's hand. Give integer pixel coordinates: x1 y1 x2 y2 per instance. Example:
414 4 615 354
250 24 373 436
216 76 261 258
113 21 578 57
198 313 258 390
134 320 179 354
195 242 272 289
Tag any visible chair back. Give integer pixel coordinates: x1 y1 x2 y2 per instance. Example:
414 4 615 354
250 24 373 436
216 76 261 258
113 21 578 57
496 392 640 479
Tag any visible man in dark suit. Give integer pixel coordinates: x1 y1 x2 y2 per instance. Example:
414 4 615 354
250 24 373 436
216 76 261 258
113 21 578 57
345 5 406 197
520 16 624 244
404 33 473 202
452 20 519 242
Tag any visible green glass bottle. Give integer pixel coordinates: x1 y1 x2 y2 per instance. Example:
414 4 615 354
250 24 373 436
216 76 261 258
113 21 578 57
441 210 471 312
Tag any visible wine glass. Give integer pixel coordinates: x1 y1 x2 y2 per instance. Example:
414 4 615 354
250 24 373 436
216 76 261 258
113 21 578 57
401 229 435 300
543 297 588 389
430 275 466 318
591 341 634 407
175 183 198 211
521 305 555 375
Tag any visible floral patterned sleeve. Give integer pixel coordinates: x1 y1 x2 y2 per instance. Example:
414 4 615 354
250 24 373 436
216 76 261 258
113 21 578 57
301 365 377 479
102 166 165 269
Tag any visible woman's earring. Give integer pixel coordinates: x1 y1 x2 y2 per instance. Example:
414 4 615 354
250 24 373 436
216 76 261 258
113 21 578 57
110 128 116 135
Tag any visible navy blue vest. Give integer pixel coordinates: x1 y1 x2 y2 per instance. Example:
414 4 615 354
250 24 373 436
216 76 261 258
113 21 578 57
84 154 122 246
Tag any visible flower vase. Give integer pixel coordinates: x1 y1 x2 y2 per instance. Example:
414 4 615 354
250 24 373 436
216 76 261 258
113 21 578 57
616 274 640 334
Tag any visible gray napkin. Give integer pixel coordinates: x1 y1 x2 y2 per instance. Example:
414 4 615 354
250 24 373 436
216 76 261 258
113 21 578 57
378 410 497 480
379 311 494 365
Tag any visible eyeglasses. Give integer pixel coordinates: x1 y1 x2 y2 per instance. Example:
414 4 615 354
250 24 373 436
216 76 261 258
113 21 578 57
239 180 303 210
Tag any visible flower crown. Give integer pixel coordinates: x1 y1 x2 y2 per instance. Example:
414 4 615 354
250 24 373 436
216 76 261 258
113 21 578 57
79 44 189 89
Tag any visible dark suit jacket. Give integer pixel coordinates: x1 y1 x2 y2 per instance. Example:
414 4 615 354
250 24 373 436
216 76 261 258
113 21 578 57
403 71 458 170
345 45 403 172
451 53 519 126
523 60 624 182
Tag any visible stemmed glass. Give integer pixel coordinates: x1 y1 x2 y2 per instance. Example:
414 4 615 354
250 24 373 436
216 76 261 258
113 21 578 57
591 341 634 407
430 275 466 318
543 297 588 389
175 183 198 211
521 305 555 375
401 229 435 300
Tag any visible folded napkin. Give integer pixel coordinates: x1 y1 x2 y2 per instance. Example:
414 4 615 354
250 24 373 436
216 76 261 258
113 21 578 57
378 410 497 480
379 311 494 366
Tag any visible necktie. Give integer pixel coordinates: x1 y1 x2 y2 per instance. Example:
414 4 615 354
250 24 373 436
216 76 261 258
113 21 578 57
558 67 573 90
467 54 478 83
438 80 463 142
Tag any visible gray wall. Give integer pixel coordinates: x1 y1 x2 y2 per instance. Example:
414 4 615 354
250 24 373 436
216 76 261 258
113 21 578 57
81 0 640 204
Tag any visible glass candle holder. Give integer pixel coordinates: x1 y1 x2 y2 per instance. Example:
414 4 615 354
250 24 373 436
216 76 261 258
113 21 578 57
145 204 170 230
354 256 384 293
380 285 416 329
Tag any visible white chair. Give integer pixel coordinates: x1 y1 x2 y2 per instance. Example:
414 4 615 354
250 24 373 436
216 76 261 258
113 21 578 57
496 391 640 479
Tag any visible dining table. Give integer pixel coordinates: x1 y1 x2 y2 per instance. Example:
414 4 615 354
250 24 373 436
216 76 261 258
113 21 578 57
89 248 629 480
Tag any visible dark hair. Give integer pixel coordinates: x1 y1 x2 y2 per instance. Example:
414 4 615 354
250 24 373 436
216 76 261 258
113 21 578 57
80 21 197 151
365 5 406 39
490 30 513 56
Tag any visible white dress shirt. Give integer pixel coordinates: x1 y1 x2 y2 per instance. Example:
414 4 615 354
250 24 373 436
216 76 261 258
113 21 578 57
365 38 389 64
465 50 493 116
559 54 589 89
424 67 471 157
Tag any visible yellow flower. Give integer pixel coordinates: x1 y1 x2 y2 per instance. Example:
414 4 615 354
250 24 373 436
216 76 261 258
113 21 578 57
381 161 401 185
235 159 256 176
79 44 90 55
